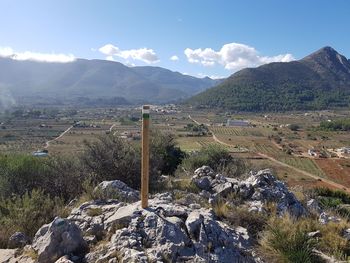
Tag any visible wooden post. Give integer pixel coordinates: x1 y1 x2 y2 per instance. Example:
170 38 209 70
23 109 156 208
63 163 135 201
141 105 150 208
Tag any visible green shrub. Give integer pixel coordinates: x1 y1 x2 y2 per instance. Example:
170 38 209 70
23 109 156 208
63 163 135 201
181 145 245 176
0 154 86 202
0 154 49 198
0 189 67 248
314 188 350 205
81 132 185 190
260 215 318 263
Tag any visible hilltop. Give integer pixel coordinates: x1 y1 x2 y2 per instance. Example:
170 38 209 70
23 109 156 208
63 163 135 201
188 46 350 111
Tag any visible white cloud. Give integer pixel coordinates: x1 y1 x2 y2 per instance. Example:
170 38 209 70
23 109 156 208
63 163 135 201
184 43 294 71
0 47 76 63
99 44 159 64
170 55 179 61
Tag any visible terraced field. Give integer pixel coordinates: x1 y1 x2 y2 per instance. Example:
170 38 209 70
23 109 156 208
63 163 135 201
279 157 326 177
253 143 282 156
210 126 267 137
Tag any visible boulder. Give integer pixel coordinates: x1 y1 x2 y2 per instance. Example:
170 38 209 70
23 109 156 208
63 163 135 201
343 228 350 241
94 180 140 202
194 166 215 178
307 199 322 214
212 182 233 198
193 176 212 191
308 230 322 238
32 217 88 263
68 199 126 238
8 232 30 248
319 212 341 225
185 210 205 239
238 169 306 217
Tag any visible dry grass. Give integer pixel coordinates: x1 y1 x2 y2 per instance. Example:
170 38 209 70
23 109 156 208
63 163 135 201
86 207 103 217
319 220 350 260
259 214 318 263
212 198 230 219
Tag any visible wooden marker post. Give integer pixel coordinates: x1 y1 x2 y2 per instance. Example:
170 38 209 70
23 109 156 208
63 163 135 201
141 105 150 208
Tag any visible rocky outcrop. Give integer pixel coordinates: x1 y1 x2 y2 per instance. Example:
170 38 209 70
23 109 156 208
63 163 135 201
1 168 315 263
94 180 140 202
32 218 88 263
83 193 257 263
194 167 306 217
8 232 30 249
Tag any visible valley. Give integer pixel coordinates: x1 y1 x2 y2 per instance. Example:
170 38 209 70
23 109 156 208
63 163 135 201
2 105 350 192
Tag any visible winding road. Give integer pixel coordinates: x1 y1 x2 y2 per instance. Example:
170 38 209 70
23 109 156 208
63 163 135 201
44 125 73 149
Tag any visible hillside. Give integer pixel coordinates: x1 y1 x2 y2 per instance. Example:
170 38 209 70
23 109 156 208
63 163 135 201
0 57 219 106
188 47 350 111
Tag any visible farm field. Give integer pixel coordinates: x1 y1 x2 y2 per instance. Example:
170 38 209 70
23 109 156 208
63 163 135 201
315 159 350 187
1 106 350 192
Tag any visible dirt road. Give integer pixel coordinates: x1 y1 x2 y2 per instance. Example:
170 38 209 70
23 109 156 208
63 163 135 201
44 125 73 149
190 115 350 193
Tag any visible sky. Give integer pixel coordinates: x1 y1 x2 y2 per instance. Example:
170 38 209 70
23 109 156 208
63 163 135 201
0 0 349 79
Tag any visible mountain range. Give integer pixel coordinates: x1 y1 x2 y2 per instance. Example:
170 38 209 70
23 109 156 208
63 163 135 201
0 57 220 108
188 46 350 111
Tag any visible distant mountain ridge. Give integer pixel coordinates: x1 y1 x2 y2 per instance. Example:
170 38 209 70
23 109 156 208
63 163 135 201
188 46 350 111
0 57 221 107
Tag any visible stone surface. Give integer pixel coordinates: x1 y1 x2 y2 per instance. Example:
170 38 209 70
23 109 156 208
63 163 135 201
194 176 212 191
68 199 126 239
32 217 88 263
343 228 350 241
54 256 74 263
319 212 341 225
307 199 322 214
8 232 30 248
82 195 257 263
193 167 306 218
0 248 35 263
308 230 322 238
94 180 140 202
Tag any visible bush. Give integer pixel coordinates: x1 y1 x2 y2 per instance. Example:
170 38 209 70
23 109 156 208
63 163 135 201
81 135 141 188
0 154 85 201
0 189 67 248
43 156 87 201
81 132 185 190
0 154 49 198
181 145 245 177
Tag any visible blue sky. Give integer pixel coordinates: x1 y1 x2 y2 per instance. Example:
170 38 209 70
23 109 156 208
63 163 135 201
0 0 349 78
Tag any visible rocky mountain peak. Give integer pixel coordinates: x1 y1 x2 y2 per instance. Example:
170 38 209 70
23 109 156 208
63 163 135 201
301 46 350 76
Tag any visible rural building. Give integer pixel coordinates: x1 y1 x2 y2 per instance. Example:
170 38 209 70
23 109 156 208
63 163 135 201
308 149 318 157
226 119 249 127
337 147 350 154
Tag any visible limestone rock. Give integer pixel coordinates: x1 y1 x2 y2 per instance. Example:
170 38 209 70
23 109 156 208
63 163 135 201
319 212 341 225
94 180 140 202
307 199 322 214
32 217 88 263
343 228 350 241
8 232 30 248
194 166 215 178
